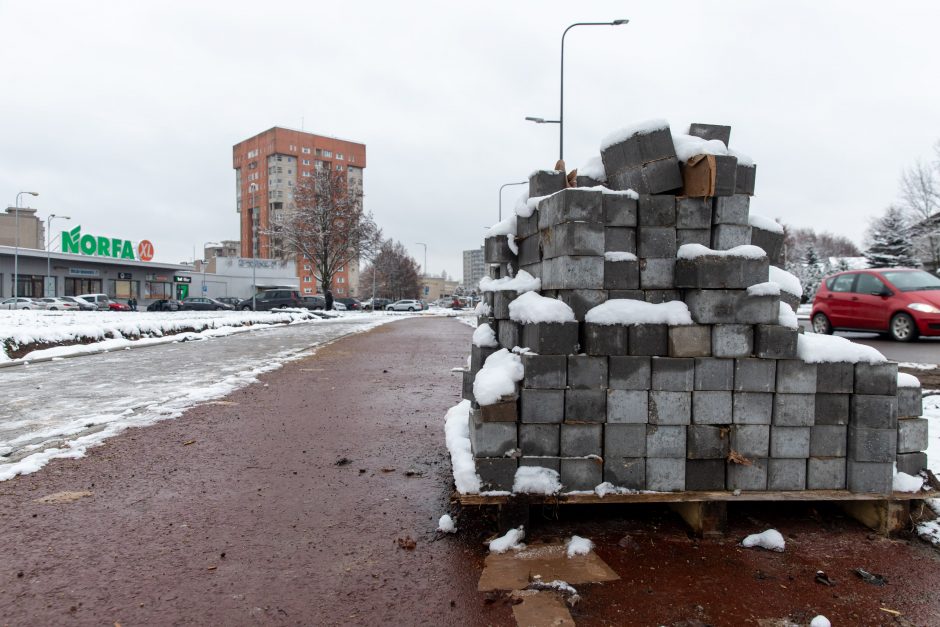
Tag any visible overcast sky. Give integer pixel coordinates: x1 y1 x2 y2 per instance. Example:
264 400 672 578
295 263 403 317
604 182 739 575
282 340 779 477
2 1 938 280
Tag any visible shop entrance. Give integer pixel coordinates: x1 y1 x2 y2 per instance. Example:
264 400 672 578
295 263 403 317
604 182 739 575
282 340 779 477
176 284 189 300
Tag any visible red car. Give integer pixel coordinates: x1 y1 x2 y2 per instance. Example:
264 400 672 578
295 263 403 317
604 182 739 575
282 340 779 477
108 302 131 312
811 268 940 341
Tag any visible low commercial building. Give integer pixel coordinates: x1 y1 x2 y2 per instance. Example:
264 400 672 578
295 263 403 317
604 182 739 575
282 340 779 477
420 275 461 301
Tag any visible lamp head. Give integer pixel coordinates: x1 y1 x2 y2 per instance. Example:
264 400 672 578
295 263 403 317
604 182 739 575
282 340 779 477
525 116 546 123
611 19 629 25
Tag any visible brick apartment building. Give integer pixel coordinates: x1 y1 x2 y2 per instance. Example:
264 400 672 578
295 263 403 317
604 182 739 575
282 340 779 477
232 127 366 297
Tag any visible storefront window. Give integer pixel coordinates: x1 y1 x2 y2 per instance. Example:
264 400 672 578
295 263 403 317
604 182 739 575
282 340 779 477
65 278 102 296
145 282 172 299
108 280 139 300
15 276 43 297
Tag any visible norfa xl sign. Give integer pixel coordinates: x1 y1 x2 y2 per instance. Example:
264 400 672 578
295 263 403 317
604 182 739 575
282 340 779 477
62 225 155 262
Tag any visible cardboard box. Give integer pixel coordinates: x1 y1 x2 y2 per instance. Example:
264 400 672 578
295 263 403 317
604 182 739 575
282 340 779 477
680 154 738 197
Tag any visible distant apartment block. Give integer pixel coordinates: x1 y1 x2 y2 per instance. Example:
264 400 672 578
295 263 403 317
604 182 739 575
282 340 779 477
463 247 484 293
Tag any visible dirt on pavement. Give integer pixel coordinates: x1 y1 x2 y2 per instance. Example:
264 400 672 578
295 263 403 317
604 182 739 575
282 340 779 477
1 316 939 626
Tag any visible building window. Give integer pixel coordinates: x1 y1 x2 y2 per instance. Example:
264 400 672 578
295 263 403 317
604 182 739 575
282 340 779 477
247 149 259 158
303 264 312 271
289 144 297 151
302 171 310 177
336 287 345 295
315 148 322 156
323 150 332 158
315 161 324 170
304 288 312 294
336 277 345 284
336 153 344 160
276 155 282 161
287 169 292 174
349 156 355 163
302 159 310 165
302 147 311 154
303 276 312 282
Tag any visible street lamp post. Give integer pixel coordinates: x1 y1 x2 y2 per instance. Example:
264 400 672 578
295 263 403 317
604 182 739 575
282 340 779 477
415 242 428 300
248 183 259 310
525 19 629 162
46 214 71 296
499 181 527 221
13 191 39 297
201 241 221 298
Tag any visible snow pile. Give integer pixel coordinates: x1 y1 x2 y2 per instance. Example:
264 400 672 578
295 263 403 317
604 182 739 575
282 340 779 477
479 270 541 294
486 214 517 237
748 212 784 234
474 301 492 316
438 514 456 533
728 147 755 167
515 190 534 218
566 535 594 558
585 299 693 326
578 155 607 182
672 133 729 163
512 466 562 495
809 616 831 627
677 243 766 260
600 119 669 150
508 291 576 324
769 266 803 298
893 465 925 492
443 400 482 494
741 529 785 552
797 333 887 364
595 482 640 497
777 302 799 329
587 185 639 199
472 323 498 348
746 282 781 297
605 251 638 262
917 519 940 547
472 349 524 406
898 372 921 388
489 526 525 553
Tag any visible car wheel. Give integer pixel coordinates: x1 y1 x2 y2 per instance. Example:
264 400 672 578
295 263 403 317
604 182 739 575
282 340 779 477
407 307 415 312
889 312 918 342
50 307 58 310
811 313 832 335
242 305 252 311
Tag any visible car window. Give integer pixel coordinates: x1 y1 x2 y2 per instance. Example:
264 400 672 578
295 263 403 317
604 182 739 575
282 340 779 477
856 273 886 294
882 270 940 291
828 274 856 293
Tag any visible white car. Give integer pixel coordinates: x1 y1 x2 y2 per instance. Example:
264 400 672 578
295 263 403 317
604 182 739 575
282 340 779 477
35 297 80 311
0 297 39 310
332 301 347 311
386 299 423 312
77 293 111 310
59 296 97 311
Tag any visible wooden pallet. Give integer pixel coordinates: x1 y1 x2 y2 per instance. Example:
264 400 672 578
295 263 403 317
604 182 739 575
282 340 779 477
454 489 939 537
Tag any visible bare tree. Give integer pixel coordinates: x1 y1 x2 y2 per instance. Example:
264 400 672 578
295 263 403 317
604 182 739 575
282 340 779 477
268 168 380 296
899 159 940 270
360 239 422 300
781 223 860 265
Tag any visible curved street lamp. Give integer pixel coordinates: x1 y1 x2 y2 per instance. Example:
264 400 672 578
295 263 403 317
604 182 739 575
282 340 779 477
46 214 71 296
499 181 527 221
13 191 39 297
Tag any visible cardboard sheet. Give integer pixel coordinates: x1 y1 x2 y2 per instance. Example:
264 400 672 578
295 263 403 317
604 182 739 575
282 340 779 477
478 542 619 592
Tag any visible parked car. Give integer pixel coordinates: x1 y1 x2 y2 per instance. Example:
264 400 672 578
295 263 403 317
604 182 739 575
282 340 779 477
386 299 424 312
335 297 362 311
362 298 392 311
0 297 38 310
237 289 302 311
811 268 940 342
301 295 326 310
35 297 79 311
216 297 242 307
180 297 235 311
332 301 347 311
146 299 182 312
77 293 111 310
59 296 97 311
108 301 131 311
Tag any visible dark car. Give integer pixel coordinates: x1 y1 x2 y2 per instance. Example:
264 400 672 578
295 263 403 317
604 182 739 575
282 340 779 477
237 289 302 311
146 299 182 312
363 298 392 311
217 297 242 307
811 268 940 342
301 295 326 310
335 297 362 311
180 297 235 311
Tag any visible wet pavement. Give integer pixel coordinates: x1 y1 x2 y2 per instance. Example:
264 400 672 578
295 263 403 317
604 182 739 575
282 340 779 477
1 317 939 626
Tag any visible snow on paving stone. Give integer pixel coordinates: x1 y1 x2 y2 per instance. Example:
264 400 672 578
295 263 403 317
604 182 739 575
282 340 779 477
514 190 533 218
444 400 482 494
741 529 785 552
677 243 766 260
746 281 781 297
797 333 887 364
489 526 525 553
578 155 607 182
777 302 799 330
565 535 594 558
585 299 692 326
748 212 784 234
728 147 755 167
600 119 669 150
479 270 541 294
437 514 457 534
508 291 576 324
472 349 524 406
810 616 831 627
512 466 561 495
898 372 922 388
486 214 517 237
893 466 925 492
605 251 638 262
769 265 803 298
472 323 499 348
672 134 730 163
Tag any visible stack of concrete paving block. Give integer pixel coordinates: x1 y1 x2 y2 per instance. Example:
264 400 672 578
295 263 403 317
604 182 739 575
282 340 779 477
461 120 928 495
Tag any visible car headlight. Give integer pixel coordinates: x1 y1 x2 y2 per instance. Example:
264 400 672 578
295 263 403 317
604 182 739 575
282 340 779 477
908 303 940 314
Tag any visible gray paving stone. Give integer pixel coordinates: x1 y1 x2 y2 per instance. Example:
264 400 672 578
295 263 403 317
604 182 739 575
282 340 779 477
736 163 757 196
557 289 609 321
897 418 929 453
676 197 712 228
770 426 811 458
560 423 603 457
772 393 815 427
517 211 540 239
648 391 692 425
603 456 645 489
846 459 892 494
529 169 567 198
476 457 518 491
753 324 798 359
462 369 475 402
750 226 783 266
638 227 678 258
694 357 735 391
541 222 605 259
855 362 898 396
638 194 677 226
712 324 753 358
814 393 850 425
605 423 647 457
896 452 928 476
560 458 603 491
692 390 733 424
606 390 649 424
604 257 640 290
542 255 605 290
537 188 604 228
519 424 560 457
605 226 637 254
807 457 846 490
712 194 750 225
727 458 768 490
646 424 687 458
775 360 818 394
628 324 669 356
651 357 695 391
609 356 652 390
471 344 498 373
643 289 682 304
688 122 731 145
685 459 726 491
639 258 676 289
584 323 628 356
521 321 580 355
603 193 638 227
676 228 712 247
522 354 567 389
646 457 685 491
767 458 806 490
810 425 848 457
898 387 923 418
469 412 517 457
497 320 521 350
565 389 607 424
847 425 897 463
735 293 779 325
567 355 608 389
520 388 565 424
493 290 517 320
732 392 773 425
484 235 517 264
519 456 561 472
731 425 770 457
850 395 898 429
711 224 752 250
734 358 777 392
518 234 541 266
687 425 730 459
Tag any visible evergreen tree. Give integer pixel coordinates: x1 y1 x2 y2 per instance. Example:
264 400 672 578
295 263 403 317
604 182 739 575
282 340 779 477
864 206 919 268
801 245 827 302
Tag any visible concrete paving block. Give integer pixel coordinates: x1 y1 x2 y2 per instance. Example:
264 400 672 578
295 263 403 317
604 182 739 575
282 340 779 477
750 226 784 266
605 227 637 254
497 319 521 350
462 369 475 402
772 393 816 426
712 194 750 225
604 258 640 290
520 389 565 424
487 262 513 280
469 413 517 457
567 355 608 389
560 458 603 491
518 234 541 266
605 423 647 457
807 457 846 490
714 155 741 197
736 163 757 196
484 235 517 264
541 222 605 259
608 289 644 301
846 460 892 494
768 458 806 490
814 393 850 425
683 289 741 324
898 417 929 453
731 424 770 457
542 256 605 290
732 392 773 425
517 211 540 239
602 126 675 170
677 228 712 247
770 426 811 458
896 452 928 476
638 227 678 258
470 344 498 374
651 357 695 391
855 362 898 396
778 291 800 313
576 175 603 188
712 324 753 358
603 193 638 227
639 258 676 289
522 354 567 389
649 391 692 425
638 194 677 227
727 458 768 490
560 424 603 457
520 262 542 280
734 358 777 392
475 457 518 491
898 387 923 418
692 390 733 424
736 294 779 325
687 425 730 459
645 457 685 491
609 356 651 390
689 122 731 145
850 395 898 429
529 169 567 198
674 255 768 290
603 456 645 489
668 325 712 358
537 188 605 228
607 390 649 424
685 459 726 491
676 197 712 229
479 400 518 423
711 224 752 250
519 424 560 457
519 456 562 472
753 324 798 359
848 425 897 463
810 425 848 457
628 324 669 356
642 157 684 194
521 321 580 355
646 424 687 458
694 357 735 391
565 389 607 424
556 289 608 322
644 290 682 304
584 323 628 356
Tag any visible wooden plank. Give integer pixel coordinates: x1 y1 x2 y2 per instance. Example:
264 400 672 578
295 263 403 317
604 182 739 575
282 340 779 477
670 501 727 538
840 500 911 536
